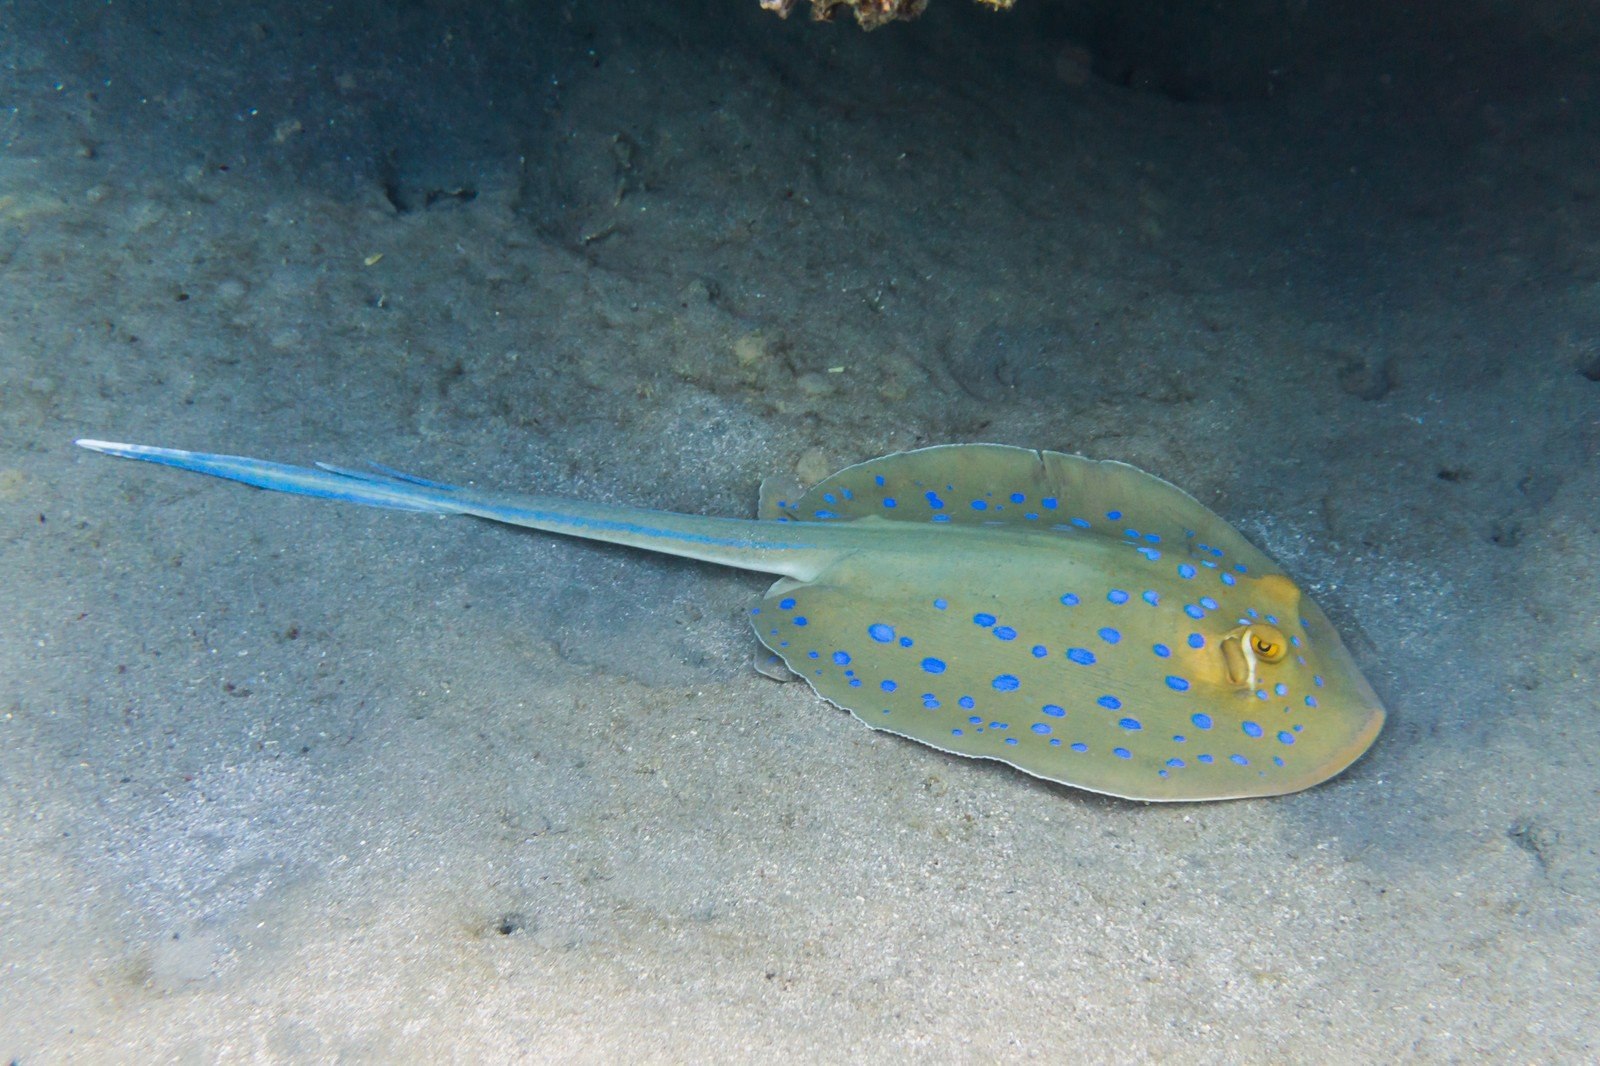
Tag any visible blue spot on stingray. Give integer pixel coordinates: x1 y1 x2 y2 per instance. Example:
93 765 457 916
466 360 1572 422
972 613 995 627
921 658 946 674
1004 737 1018 746
1314 675 1325 687
1173 735 1186 743
1031 723 1051 735
1142 590 1160 606
881 680 898 692
1066 647 1096 666
793 617 808 627
1031 645 1047 658
992 674 1020 691
814 510 838 519
1200 596 1219 611
1242 721 1263 738
1166 758 1185 768
921 694 939 708
1009 492 1026 504
1221 572 1236 586
958 696 975 709
842 489 853 500
967 715 982 725
832 651 850 665
1113 747 1131 759
1070 517 1091 529
1119 717 1142 731
933 598 948 610
1273 755 1285 767
1305 695 1319 708
1165 675 1190 692
932 515 951 523
1107 589 1130 605
1041 497 1058 509
1183 604 1205 620
898 636 913 648
848 678 860 687
1230 754 1249 766
951 728 964 737
1191 713 1213 730
925 491 945 509
1137 547 1162 561
882 497 897 509
868 623 895 643
1289 635 1301 647
1097 695 1122 710
779 598 796 610
1106 510 1123 521
993 626 1017 641
1187 633 1205 649
1097 627 1121 645
1178 563 1197 579
874 475 885 486
971 499 988 511
1153 643 1171 658
1278 731 1295 745
1060 592 1080 606
1066 741 1085 753
1274 682 1288 696
808 651 819 659
823 493 836 503
1042 704 1065 718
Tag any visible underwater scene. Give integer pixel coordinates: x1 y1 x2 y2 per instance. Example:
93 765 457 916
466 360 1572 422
2 0 1595 1060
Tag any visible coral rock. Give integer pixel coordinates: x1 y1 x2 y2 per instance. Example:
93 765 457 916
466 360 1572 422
761 0 1015 30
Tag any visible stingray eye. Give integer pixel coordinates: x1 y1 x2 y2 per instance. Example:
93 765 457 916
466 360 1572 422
1249 625 1287 663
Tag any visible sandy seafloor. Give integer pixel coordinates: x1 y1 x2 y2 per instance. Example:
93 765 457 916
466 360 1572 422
2 0 1598 1060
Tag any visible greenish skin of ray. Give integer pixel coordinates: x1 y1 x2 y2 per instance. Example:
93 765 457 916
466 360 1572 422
75 439 1385 803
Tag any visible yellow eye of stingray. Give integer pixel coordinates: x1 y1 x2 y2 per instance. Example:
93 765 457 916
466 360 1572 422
1248 626 1288 663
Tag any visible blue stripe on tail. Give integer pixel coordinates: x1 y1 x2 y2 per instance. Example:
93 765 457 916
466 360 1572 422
74 440 465 515
313 460 461 491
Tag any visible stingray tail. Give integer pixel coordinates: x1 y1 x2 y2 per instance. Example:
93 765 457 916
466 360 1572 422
74 440 468 515
77 438 836 578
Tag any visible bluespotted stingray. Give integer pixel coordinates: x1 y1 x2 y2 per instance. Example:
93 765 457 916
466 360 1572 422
76 440 1384 801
